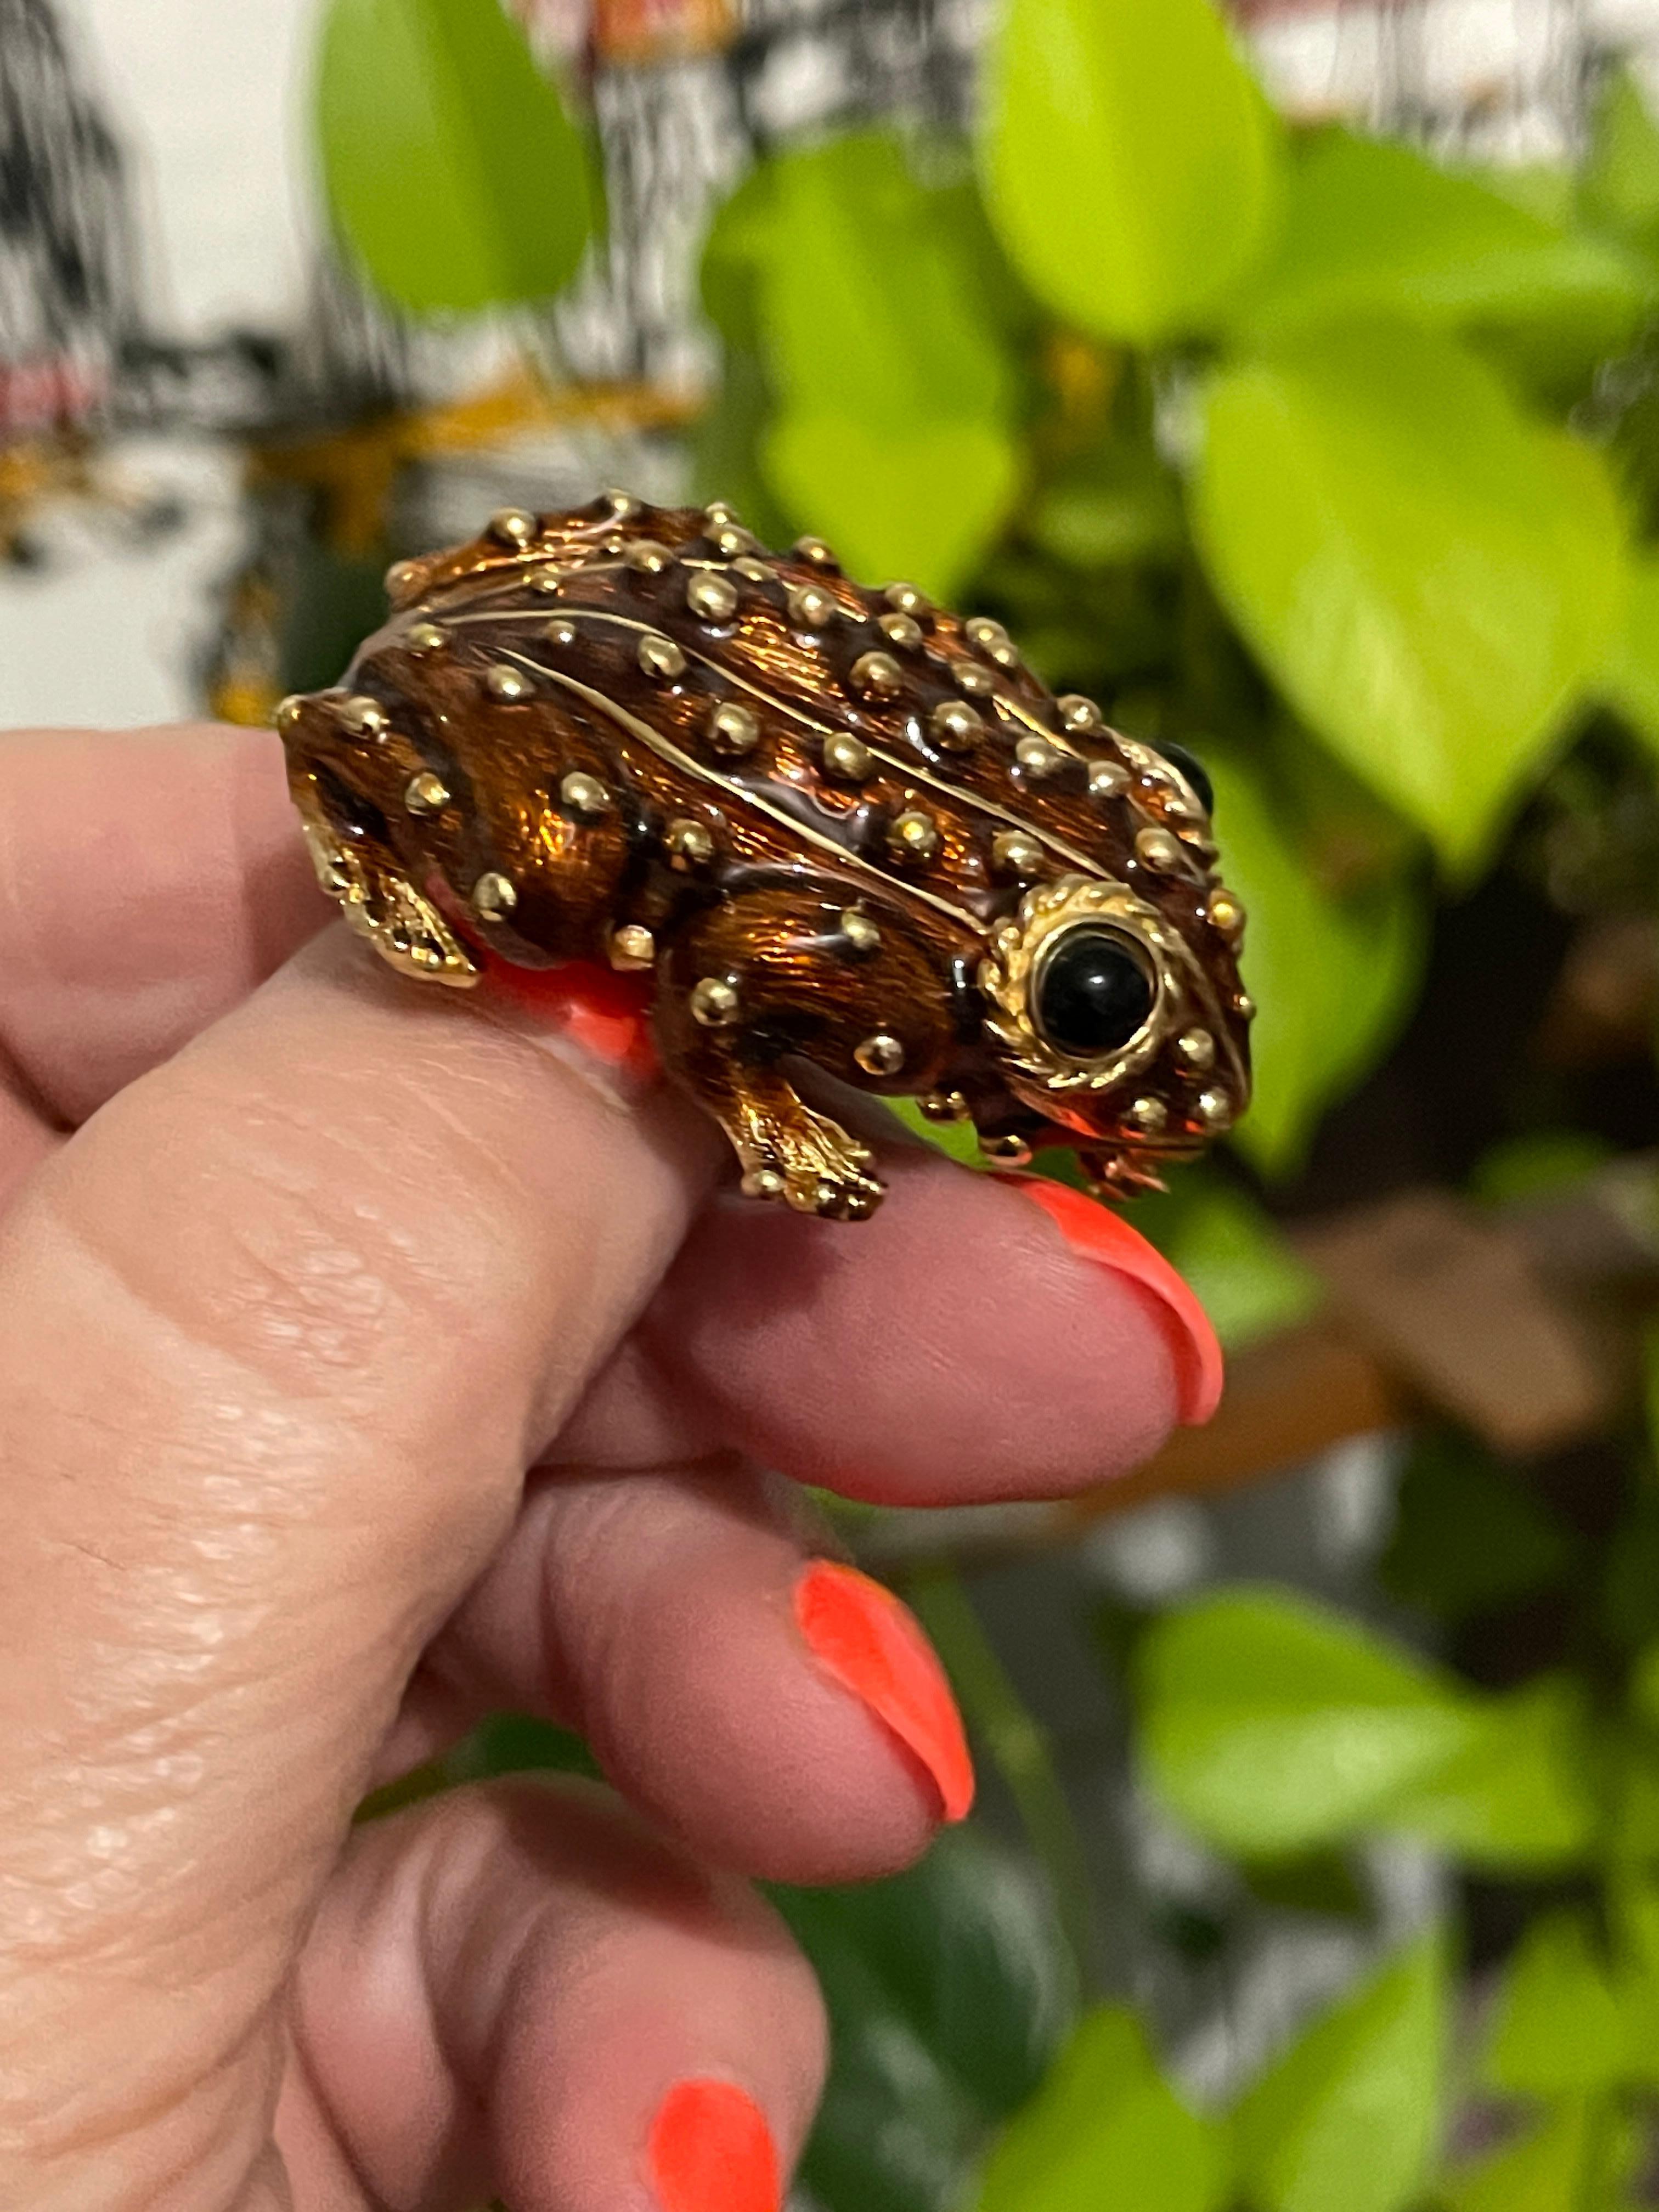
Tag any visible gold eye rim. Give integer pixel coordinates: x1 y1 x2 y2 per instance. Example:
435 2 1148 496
979 874 1190 1103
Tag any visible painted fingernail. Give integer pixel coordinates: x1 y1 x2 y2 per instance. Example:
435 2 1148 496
648 2079 781 2212
1011 1178 1224 1426
794 1561 975 1822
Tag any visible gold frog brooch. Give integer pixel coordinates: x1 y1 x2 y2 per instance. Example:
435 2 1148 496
277 493 1252 1220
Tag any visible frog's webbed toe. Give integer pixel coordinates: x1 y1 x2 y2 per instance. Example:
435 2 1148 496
736 1098 885 1220
292 775 480 990
655 883 962 1223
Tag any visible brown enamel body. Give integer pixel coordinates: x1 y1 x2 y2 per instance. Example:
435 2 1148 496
276 493 1252 1219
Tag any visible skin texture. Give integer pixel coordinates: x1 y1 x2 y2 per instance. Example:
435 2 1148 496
0 723 1215 2212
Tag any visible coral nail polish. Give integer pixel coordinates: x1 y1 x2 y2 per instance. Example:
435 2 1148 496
794 1561 975 1821
483 953 659 1074
1012 1177 1224 1425
648 2079 781 2212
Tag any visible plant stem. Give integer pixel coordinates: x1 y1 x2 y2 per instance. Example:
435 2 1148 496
904 1562 1098 1989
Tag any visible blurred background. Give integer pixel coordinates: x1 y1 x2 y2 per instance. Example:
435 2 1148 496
12 0 1659 2203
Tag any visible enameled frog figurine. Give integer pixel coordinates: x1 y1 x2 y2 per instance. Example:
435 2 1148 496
276 492 1252 1220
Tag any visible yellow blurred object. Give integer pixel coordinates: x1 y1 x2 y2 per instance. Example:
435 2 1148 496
594 0 737 62
249 366 701 557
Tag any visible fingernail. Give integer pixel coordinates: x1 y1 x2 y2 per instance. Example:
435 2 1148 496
1011 1178 1224 1426
794 1561 975 1822
648 2079 781 2212
482 955 659 1077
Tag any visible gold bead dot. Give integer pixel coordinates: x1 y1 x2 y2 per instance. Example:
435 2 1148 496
488 507 538 548
609 923 657 972
603 488 640 519
955 662 997 697
338 694 389 738
1236 990 1256 1019
385 558 422 600
405 771 450 817
966 616 1009 653
638 632 687 680
919 1088 970 1123
713 523 756 558
1015 736 1063 778
1135 827 1185 872
687 570 740 622
1059 693 1104 733
824 732 873 781
991 831 1044 879
274 695 304 732
884 582 929 616
794 535 838 567
980 1132 1033 1166
529 567 566 594
878 611 923 650
1126 1096 1168 1135
849 650 903 701
472 872 518 922
1087 758 1130 799
561 771 611 820
405 622 448 654
742 1166 787 1202
840 908 882 955
486 664 534 703
708 701 760 755
930 701 982 752
889 809 940 862
704 499 739 527
1208 891 1245 937
625 538 673 574
733 556 771 583
1176 1029 1216 1073
787 583 838 630
544 618 577 648
854 1032 905 1078
691 976 741 1028
1195 1088 1233 1131
666 816 716 870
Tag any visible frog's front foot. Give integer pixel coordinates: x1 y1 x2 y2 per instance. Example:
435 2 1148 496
738 1105 885 1220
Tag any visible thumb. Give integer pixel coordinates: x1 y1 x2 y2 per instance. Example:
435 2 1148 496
0 926 715 2206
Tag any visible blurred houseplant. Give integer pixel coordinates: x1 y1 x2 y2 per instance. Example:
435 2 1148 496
317 0 1659 2204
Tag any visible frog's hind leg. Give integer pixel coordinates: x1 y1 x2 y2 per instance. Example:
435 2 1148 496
287 758 481 990
655 883 959 1222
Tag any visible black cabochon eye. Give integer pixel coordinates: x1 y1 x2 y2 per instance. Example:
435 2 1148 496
1153 742 1214 817
1035 929 1155 1059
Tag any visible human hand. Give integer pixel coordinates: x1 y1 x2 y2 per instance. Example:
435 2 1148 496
0 723 1218 2211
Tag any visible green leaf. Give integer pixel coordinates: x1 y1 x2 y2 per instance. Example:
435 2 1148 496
765 413 1020 606
1583 66 1659 254
1483 1911 1627 2095
1135 1590 1483 1858
316 0 595 315
774 1830 1075 2212
1205 757 1424 1175
974 2007 1229 2212
1469 1130 1617 1207
1193 323 1627 872
1380 1677 1597 1869
981 0 1282 345
1234 127 1649 341
1381 1432 1575 1622
703 136 1020 601
1439 2096 1633 2212
1602 556 1659 759
1234 1934 1448 2212
1128 1171 1323 1351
